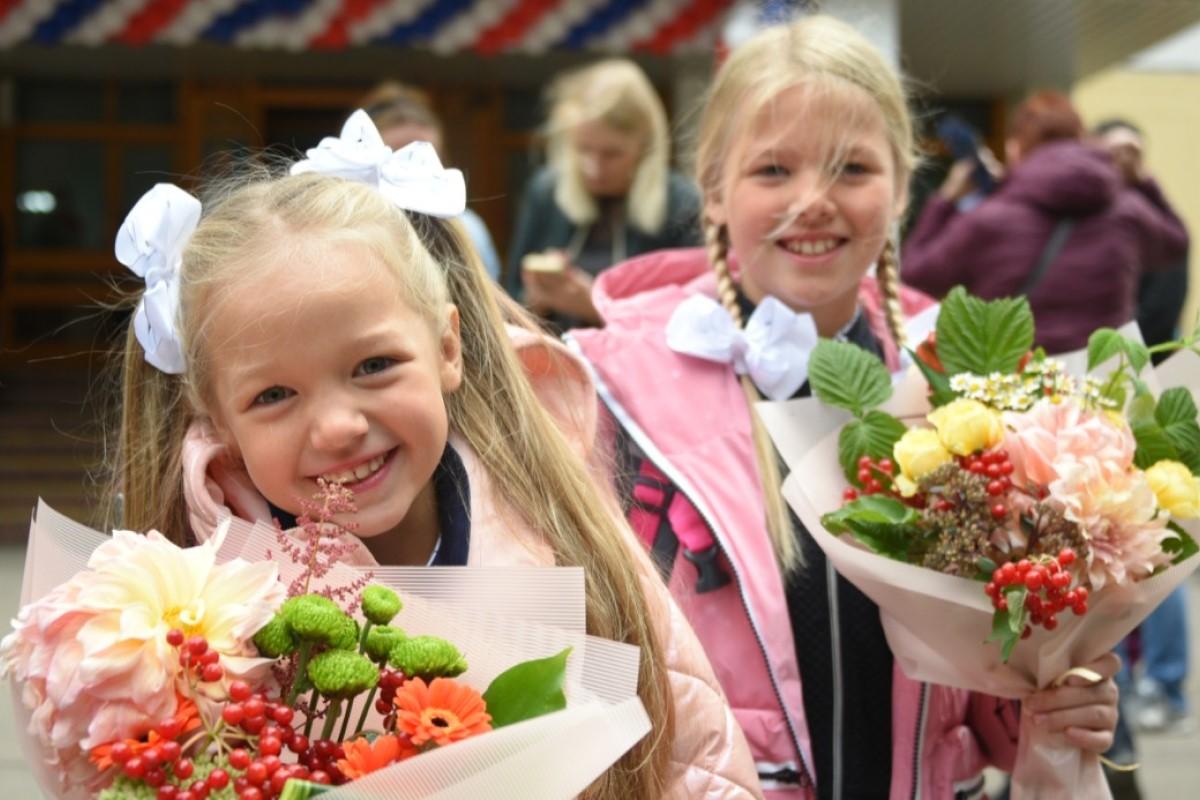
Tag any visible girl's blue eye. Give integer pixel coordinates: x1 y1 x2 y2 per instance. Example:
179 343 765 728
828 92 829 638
355 356 396 377
253 386 294 406
841 161 868 176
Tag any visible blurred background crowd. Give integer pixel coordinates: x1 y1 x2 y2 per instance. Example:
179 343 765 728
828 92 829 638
1 0 1198 796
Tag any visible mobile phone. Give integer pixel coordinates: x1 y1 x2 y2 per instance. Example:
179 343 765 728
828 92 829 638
935 115 996 193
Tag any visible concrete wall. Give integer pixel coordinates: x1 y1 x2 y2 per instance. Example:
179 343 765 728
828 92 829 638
1073 70 1200 336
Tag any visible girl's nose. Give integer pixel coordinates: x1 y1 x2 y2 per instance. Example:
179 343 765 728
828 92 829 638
790 188 836 227
309 402 369 452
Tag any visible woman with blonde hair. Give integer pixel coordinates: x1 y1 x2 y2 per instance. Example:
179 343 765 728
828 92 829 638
508 58 700 328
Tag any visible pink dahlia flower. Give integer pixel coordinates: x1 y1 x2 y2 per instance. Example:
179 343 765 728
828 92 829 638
0 523 284 791
1003 400 1173 589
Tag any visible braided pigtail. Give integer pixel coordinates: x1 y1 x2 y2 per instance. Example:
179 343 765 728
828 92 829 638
705 222 802 574
876 237 906 350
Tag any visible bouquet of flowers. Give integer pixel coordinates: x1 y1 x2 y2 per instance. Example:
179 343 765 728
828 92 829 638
2 488 649 800
759 287 1200 800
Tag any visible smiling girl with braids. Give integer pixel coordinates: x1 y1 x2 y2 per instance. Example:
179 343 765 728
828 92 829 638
570 15 1118 799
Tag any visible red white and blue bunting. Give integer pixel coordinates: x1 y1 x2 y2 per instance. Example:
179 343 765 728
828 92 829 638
0 0 735 53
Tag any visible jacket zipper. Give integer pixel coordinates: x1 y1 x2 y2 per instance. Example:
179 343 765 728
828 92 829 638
827 560 844 800
910 682 930 800
569 337 815 790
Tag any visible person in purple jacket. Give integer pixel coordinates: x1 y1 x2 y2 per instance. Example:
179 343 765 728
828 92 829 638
902 90 1189 354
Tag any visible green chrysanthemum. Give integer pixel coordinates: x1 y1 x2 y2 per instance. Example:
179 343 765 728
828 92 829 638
364 625 407 664
307 649 380 699
283 594 357 649
388 635 468 680
252 615 297 658
361 585 403 625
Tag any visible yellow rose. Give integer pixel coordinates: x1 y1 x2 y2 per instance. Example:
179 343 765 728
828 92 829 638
893 428 953 491
927 398 1004 456
1145 460 1200 519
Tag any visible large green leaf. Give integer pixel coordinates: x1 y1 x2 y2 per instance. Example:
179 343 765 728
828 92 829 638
1132 421 1179 470
483 648 570 728
809 339 893 417
935 287 1035 376
1164 521 1199 565
837 410 907 485
821 495 921 561
1155 388 1200 455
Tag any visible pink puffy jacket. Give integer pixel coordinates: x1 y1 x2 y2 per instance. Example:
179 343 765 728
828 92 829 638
569 249 1021 800
180 325 763 798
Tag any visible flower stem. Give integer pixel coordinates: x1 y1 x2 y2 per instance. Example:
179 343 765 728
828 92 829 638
338 696 355 742
321 699 343 741
286 642 313 706
303 689 320 739
355 685 379 736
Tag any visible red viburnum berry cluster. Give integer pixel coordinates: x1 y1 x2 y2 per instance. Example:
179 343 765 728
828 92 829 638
985 548 1089 638
372 668 407 728
842 455 897 501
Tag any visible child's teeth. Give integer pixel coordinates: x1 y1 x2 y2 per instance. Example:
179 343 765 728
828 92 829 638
323 453 386 484
786 238 837 255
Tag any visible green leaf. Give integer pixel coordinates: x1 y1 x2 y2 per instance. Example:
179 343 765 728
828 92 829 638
936 287 1035 376
1179 447 1200 476
1132 421 1179 470
837 411 908 485
1164 521 1199 565
279 779 332 800
1155 388 1200 455
1156 387 1199 426
986 585 1028 663
976 556 998 581
809 339 893 416
822 495 922 561
1124 340 1151 374
1087 329 1125 372
909 347 959 407
483 648 570 728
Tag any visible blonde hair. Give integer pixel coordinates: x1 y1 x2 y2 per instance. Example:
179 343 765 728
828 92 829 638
108 171 673 798
695 15 916 572
546 58 670 234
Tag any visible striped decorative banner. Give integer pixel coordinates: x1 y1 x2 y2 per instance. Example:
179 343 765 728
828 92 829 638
0 0 738 52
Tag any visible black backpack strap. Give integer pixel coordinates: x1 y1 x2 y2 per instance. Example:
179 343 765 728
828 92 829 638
1018 218 1075 296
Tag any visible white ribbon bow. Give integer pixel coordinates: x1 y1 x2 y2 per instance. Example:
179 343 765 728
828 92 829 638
666 295 819 401
115 183 200 374
290 109 466 218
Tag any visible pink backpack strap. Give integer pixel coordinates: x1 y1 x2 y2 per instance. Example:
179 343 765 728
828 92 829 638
628 460 731 593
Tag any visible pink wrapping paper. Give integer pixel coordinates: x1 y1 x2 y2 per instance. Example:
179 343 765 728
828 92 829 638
760 346 1200 799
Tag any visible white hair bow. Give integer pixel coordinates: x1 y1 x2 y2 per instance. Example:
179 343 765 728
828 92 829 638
115 183 200 374
666 295 819 401
290 109 466 218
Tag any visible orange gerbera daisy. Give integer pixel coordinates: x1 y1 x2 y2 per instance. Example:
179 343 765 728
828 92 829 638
337 734 414 779
89 695 202 770
393 677 492 748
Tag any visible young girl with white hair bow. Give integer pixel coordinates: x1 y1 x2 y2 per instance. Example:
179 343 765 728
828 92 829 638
105 110 762 799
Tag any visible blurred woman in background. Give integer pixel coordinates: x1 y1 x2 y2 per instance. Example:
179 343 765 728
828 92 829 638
507 59 700 328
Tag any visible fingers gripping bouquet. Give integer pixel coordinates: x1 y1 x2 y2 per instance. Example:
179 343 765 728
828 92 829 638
760 287 1200 799
2 486 649 800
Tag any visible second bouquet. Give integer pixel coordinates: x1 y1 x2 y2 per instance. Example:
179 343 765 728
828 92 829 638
760 287 1200 800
